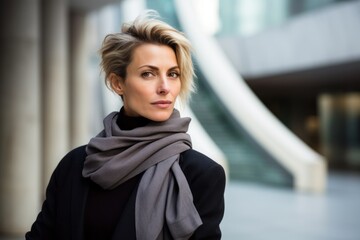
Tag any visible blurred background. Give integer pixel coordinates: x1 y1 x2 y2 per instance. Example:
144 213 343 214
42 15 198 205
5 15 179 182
0 0 359 239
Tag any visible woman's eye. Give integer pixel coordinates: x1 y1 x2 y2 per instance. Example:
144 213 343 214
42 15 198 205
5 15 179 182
141 72 154 78
169 71 180 78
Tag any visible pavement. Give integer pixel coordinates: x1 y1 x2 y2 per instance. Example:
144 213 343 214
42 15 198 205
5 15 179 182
221 171 360 240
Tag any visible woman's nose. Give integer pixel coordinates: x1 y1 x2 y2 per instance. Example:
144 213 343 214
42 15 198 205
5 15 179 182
157 77 170 95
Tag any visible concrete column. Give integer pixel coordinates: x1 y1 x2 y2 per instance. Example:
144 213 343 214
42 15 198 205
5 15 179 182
70 11 91 148
42 0 69 191
0 0 41 235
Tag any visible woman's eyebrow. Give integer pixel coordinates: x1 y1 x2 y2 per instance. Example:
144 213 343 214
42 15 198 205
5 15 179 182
137 65 158 70
169 66 180 71
137 65 179 70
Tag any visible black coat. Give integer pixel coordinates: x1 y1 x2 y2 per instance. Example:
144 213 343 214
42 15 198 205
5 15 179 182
26 146 226 239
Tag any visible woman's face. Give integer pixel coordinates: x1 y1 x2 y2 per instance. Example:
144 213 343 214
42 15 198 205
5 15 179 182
116 43 181 122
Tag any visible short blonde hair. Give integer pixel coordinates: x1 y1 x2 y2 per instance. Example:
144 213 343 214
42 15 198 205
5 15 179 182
100 10 195 103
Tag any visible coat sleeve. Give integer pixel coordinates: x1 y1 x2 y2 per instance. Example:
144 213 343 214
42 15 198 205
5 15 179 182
190 163 226 240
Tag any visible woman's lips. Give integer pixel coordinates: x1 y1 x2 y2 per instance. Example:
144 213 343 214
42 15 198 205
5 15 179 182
152 100 172 108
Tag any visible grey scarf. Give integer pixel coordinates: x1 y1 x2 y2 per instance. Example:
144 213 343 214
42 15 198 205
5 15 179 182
82 109 202 239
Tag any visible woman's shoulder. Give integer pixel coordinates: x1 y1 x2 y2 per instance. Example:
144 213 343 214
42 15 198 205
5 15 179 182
179 149 225 180
53 145 87 177
66 145 87 158
59 145 87 165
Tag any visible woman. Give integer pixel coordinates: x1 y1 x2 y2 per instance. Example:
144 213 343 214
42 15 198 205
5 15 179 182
26 11 225 240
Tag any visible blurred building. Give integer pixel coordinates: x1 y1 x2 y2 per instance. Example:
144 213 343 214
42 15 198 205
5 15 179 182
215 0 360 170
0 0 359 236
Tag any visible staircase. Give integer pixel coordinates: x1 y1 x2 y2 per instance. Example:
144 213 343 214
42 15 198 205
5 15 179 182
190 74 293 187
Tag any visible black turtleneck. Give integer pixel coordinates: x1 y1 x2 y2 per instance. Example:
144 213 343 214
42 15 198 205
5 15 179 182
116 107 150 130
83 108 149 240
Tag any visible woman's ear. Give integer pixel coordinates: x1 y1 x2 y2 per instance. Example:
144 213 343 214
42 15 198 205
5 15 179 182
109 73 124 95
